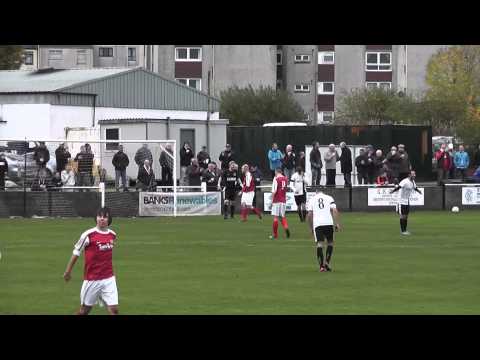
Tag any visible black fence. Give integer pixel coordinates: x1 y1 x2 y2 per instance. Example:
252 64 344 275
0 184 477 218
227 124 433 180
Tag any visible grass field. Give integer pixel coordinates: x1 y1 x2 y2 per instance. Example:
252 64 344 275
1 210 479 315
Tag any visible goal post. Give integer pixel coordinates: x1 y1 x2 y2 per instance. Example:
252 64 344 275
0 137 178 216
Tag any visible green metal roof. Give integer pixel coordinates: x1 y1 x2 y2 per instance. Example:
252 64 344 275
0 67 220 111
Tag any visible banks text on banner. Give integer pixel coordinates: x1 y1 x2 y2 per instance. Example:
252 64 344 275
139 192 221 216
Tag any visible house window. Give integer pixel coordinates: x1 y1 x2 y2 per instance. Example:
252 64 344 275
366 82 392 90
23 51 34 65
105 128 120 151
77 50 87 65
294 54 311 63
318 82 334 95
48 50 63 60
128 47 136 62
99 47 113 57
277 50 283 65
175 47 202 61
294 84 310 92
176 78 202 91
365 51 391 71
318 51 335 64
318 111 334 123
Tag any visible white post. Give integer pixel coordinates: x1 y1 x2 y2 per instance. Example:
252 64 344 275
173 140 177 217
99 182 105 208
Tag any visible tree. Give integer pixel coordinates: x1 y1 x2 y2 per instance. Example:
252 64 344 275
425 45 480 141
219 85 305 126
335 87 421 125
0 45 24 70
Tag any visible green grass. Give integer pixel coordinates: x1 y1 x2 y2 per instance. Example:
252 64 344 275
1 210 480 314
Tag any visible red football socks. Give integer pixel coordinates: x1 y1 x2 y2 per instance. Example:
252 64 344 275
281 217 288 229
273 217 279 238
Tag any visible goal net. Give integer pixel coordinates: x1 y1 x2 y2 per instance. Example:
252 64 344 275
0 138 180 217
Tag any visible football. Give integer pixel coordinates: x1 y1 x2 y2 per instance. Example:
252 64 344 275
451 206 460 213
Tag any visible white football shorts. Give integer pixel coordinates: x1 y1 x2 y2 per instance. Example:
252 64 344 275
271 202 286 217
241 191 255 206
80 276 118 307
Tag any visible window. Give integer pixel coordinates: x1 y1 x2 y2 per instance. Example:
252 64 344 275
365 51 391 71
175 47 202 61
128 47 136 62
277 50 283 65
175 78 202 91
48 50 63 60
294 84 310 92
318 111 334 123
23 51 34 65
294 54 310 63
366 82 392 90
318 82 334 95
105 128 120 151
99 47 113 57
77 50 87 65
318 51 335 64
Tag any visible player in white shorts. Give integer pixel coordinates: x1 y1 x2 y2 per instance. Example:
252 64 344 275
63 207 119 315
306 188 341 272
240 164 262 221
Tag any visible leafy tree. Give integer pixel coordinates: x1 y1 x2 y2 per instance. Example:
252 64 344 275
219 85 305 126
0 45 24 70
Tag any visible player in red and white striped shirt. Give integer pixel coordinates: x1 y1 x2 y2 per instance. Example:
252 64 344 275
270 167 290 239
240 164 262 221
63 207 119 315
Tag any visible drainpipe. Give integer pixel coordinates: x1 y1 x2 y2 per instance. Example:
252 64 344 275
92 94 97 127
166 116 170 139
206 70 211 151
313 47 318 125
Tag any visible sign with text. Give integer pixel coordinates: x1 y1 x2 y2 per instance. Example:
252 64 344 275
368 187 425 206
139 192 221 216
462 187 480 205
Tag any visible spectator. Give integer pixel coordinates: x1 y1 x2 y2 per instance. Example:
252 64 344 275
282 144 296 181
250 164 263 209
355 148 369 185
397 144 411 182
50 172 63 191
55 143 71 173
454 145 470 181
202 162 220 192
61 162 76 192
33 142 50 169
186 158 202 188
447 143 455 179
137 159 155 191
74 145 94 191
373 149 385 178
31 167 51 192
375 166 389 186
179 142 194 186
134 143 153 169
385 146 401 184
219 144 234 172
310 141 322 186
0 153 8 191
473 144 480 168
435 143 452 185
365 148 376 184
267 143 284 180
339 142 352 187
298 151 306 173
197 146 210 170
324 144 339 186
466 166 480 183
159 143 174 191
112 145 130 192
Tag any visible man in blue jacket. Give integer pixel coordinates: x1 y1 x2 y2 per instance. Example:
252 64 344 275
454 145 470 181
267 143 284 180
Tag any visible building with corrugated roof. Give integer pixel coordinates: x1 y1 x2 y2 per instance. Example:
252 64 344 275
0 67 227 181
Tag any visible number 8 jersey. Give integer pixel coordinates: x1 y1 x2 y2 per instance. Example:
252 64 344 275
306 192 336 227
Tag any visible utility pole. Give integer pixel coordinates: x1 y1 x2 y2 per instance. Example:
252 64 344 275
206 70 211 151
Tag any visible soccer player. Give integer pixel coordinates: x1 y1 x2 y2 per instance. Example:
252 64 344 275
219 161 241 219
390 170 422 235
306 188 341 272
290 166 308 222
270 168 290 239
63 207 119 315
240 164 262 221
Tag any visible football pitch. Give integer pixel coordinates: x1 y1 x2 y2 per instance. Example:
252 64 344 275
1 210 479 315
